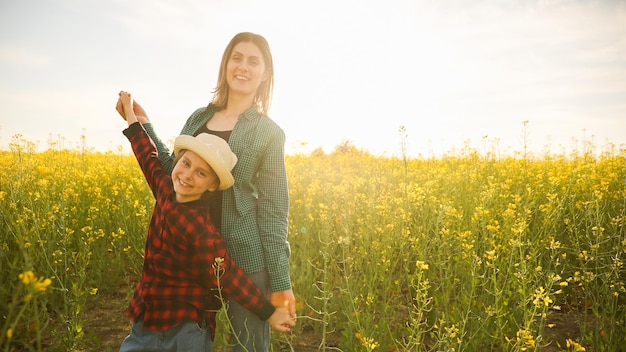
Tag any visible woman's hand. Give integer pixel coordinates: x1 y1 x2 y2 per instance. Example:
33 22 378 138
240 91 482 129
115 96 126 120
115 95 150 123
269 289 296 319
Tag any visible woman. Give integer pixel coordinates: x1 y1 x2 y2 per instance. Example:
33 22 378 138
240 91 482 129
117 32 295 351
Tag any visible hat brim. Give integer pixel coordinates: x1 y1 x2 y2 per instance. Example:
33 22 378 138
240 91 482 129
174 135 235 191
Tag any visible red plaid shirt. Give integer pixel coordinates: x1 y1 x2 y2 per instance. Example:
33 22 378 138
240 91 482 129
123 123 275 336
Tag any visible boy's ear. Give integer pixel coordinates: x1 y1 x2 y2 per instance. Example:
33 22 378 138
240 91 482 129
206 182 219 193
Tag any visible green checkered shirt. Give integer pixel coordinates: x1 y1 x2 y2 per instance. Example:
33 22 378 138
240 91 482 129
143 104 292 292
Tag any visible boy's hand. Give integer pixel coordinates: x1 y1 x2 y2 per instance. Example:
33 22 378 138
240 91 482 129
118 91 138 125
119 91 132 105
267 306 295 333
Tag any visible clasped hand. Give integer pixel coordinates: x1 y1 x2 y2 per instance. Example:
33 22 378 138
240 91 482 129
115 92 150 123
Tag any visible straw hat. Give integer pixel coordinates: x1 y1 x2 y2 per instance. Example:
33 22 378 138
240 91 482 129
173 133 237 190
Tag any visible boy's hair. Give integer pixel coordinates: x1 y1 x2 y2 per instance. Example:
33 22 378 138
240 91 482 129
172 149 186 167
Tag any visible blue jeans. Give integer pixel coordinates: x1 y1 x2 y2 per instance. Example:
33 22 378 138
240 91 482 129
227 270 270 352
119 317 212 352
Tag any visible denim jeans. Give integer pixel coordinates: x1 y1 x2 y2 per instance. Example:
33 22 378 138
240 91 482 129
119 317 212 352
227 270 270 352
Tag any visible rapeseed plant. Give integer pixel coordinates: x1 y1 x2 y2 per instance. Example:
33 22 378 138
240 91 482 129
2 136 625 350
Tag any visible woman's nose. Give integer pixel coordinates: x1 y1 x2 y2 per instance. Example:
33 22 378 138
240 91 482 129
237 61 249 71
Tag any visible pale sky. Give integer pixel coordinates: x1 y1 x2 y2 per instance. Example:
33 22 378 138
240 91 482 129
1 0 625 157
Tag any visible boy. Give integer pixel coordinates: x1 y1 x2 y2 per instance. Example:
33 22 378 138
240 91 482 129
116 91 294 352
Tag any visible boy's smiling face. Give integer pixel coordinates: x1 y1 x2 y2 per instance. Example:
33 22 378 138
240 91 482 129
172 150 219 203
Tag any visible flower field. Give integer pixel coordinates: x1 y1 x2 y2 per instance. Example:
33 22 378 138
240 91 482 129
1 136 625 351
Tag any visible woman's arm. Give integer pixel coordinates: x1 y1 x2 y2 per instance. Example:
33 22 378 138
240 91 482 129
253 127 295 316
142 122 176 172
143 107 210 173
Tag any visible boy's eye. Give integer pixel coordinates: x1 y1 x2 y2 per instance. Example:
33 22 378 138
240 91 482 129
197 171 206 178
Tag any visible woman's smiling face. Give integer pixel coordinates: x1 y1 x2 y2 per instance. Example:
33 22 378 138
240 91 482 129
225 41 269 99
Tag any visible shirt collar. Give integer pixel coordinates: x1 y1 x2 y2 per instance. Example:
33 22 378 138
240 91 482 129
240 105 262 121
207 104 263 121
173 194 211 209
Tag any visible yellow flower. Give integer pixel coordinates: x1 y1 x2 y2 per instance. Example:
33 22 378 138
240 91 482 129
33 278 52 292
549 238 561 249
532 286 553 307
19 271 52 292
566 339 586 351
415 260 429 270
485 305 497 317
355 332 380 351
90 288 98 295
483 249 497 262
212 257 225 277
516 329 536 349
36 166 51 176
6 328 12 339
19 271 36 285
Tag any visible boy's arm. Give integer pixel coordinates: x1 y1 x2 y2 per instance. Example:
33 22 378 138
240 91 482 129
123 123 168 199
117 91 170 197
116 92 177 172
194 233 293 331
205 237 275 319
119 91 138 126
210 246 295 332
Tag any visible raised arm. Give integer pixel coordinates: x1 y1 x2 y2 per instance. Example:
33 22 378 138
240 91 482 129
118 91 139 126
116 93 150 124
115 93 176 171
